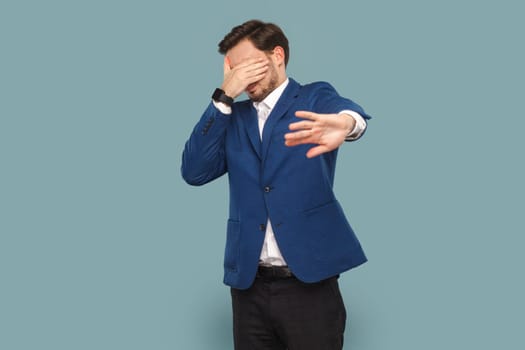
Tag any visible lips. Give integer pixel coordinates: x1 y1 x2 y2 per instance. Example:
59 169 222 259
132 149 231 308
247 83 257 93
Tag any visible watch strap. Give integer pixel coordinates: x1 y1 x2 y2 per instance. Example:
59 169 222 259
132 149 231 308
212 88 234 107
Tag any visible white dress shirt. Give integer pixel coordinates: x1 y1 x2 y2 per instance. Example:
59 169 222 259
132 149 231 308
213 78 367 266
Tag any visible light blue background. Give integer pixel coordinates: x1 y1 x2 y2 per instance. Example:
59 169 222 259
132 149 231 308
1 1 523 349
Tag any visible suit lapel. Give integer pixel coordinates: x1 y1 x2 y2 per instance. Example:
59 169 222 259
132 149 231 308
240 103 262 160
261 79 301 162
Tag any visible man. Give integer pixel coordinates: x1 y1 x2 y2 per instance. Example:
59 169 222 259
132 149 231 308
182 19 371 350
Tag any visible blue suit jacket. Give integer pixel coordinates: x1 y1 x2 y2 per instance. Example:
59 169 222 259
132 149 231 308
182 78 371 289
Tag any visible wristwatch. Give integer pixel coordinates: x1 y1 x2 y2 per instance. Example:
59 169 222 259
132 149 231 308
212 88 234 107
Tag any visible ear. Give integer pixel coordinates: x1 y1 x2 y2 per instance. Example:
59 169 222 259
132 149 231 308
272 46 286 66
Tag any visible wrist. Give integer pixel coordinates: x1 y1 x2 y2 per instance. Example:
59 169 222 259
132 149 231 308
340 113 356 135
212 88 234 107
339 110 366 141
220 85 234 99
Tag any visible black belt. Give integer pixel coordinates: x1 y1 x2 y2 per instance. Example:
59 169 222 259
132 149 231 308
256 265 295 279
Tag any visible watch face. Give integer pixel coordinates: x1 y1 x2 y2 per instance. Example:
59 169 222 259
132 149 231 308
213 88 232 106
212 88 224 101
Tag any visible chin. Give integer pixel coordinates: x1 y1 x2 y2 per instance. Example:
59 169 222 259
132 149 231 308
248 92 263 102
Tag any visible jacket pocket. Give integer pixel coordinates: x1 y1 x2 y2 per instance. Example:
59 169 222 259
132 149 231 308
303 200 338 217
301 200 358 261
224 219 240 271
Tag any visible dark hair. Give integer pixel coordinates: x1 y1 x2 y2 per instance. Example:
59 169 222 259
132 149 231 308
218 20 290 66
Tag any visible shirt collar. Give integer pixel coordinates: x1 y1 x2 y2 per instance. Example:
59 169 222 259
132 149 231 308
253 78 289 111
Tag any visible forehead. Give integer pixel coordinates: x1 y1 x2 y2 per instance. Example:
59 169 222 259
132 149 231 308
227 39 267 67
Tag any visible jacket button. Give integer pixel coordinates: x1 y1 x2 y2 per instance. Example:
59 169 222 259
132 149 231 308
259 224 266 231
264 186 271 193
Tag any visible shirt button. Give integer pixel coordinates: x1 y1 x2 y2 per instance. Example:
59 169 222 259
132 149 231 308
259 224 266 231
264 186 271 193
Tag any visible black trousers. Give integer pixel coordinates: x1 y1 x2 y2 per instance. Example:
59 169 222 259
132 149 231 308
230 267 346 350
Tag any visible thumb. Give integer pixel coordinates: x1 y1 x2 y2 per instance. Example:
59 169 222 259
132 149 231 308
306 145 329 158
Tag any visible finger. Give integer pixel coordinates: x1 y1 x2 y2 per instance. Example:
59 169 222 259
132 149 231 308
235 62 268 85
247 64 269 78
295 110 318 121
285 132 319 148
284 129 313 141
244 73 268 88
284 135 315 147
251 57 269 65
306 145 330 158
284 138 303 147
249 58 270 67
244 66 270 86
236 57 269 70
285 139 306 147
288 120 314 131
243 62 269 77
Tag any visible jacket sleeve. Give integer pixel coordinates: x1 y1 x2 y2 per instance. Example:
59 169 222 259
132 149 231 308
181 102 231 186
313 82 372 120
310 82 372 142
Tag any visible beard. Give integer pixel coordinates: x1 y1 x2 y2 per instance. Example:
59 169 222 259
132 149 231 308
247 66 279 102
